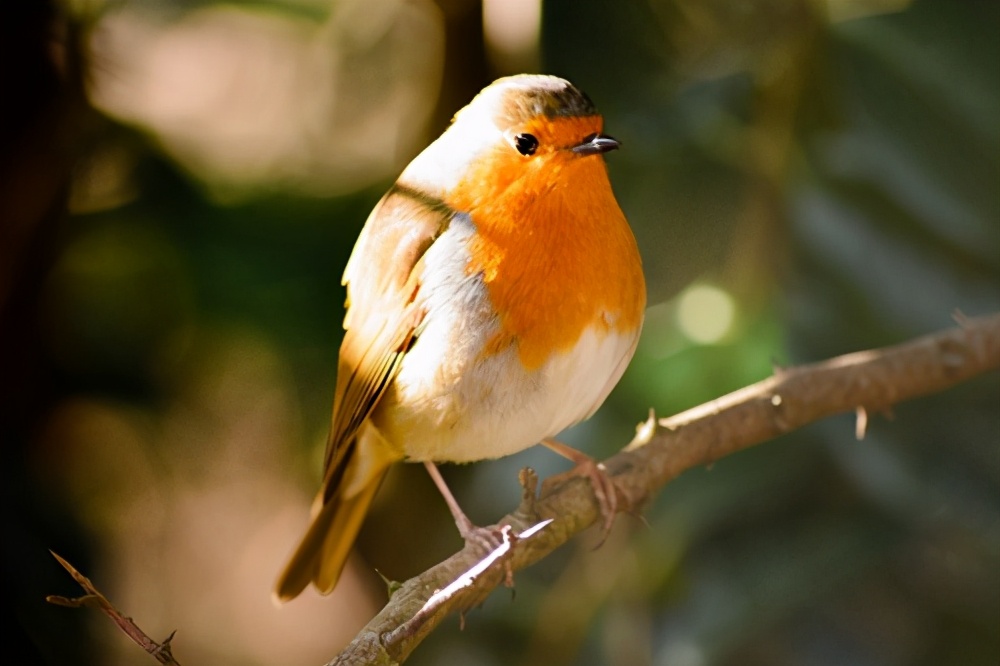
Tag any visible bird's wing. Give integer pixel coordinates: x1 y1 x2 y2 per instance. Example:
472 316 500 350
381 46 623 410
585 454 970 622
321 184 453 488
274 185 454 601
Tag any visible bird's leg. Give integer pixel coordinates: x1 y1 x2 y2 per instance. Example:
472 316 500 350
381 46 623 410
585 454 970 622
540 438 619 534
423 461 504 553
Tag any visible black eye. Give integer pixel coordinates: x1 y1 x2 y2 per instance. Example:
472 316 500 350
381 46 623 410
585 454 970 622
513 133 539 156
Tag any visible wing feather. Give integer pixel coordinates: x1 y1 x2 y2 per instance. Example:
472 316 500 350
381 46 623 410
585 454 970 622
322 185 453 475
275 185 455 600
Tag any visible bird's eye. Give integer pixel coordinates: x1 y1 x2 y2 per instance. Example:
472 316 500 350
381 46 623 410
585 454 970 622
513 133 539 156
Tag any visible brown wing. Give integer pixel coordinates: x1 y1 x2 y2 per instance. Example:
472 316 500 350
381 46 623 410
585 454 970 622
322 184 453 488
274 184 454 601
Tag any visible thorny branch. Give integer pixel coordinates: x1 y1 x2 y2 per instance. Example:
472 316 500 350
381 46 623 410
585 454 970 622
330 313 1000 665
46 313 1000 665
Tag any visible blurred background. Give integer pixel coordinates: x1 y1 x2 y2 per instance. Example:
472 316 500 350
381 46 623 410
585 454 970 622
2 0 998 664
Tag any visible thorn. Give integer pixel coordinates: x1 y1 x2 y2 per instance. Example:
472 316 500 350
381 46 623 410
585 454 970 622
658 418 679 432
855 406 868 440
374 569 402 598
152 631 178 659
626 409 657 450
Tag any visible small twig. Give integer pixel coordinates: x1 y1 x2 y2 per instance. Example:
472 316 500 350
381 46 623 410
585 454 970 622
46 551 182 666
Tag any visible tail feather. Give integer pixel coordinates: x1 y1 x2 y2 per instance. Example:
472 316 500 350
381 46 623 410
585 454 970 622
273 457 390 603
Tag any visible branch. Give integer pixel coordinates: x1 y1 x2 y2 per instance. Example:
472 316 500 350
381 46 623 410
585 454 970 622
43 315 1000 665
332 313 1000 665
46 551 183 666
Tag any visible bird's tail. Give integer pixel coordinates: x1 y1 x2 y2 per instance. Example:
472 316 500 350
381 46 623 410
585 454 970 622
273 439 391 603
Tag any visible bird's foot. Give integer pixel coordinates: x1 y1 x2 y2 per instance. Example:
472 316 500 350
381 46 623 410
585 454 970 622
540 438 620 537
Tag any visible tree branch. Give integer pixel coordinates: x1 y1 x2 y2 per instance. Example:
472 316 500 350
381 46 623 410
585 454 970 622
44 314 1000 665
331 312 1000 665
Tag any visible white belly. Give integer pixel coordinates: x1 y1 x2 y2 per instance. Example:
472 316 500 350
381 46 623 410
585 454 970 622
369 216 639 463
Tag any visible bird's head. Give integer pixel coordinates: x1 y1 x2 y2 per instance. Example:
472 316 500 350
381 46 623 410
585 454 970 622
399 75 620 212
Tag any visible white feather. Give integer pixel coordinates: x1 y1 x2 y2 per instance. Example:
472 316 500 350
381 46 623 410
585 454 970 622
369 215 640 462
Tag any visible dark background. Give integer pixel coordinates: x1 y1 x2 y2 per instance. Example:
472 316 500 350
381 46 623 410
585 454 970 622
3 0 998 664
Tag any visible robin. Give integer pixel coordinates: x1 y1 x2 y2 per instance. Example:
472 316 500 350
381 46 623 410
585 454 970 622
275 74 646 602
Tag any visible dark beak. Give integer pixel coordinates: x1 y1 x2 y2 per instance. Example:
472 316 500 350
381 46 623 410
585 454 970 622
572 132 620 155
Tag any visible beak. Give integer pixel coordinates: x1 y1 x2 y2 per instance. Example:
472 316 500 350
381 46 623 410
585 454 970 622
572 132 620 155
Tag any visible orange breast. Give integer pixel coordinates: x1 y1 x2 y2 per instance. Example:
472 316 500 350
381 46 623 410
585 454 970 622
448 124 645 370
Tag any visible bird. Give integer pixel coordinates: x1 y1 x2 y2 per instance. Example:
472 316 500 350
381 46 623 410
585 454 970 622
274 74 646 602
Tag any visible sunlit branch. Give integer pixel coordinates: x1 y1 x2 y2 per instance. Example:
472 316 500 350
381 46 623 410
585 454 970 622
46 314 1000 665
330 312 1000 665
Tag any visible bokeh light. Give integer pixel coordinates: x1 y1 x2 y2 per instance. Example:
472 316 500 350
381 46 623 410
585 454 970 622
676 283 736 345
